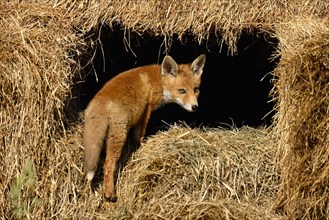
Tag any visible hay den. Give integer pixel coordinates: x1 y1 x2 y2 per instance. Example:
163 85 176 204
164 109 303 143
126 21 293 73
1 1 328 220
79 24 278 135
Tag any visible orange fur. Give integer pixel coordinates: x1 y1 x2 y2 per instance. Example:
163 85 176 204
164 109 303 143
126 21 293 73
83 54 206 202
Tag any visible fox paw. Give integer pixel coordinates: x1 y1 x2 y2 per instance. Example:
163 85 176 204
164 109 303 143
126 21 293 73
104 192 118 203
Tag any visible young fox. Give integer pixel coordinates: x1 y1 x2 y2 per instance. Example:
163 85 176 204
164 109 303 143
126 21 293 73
83 54 206 202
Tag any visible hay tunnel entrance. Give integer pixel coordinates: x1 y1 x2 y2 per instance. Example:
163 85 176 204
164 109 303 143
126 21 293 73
79 24 279 135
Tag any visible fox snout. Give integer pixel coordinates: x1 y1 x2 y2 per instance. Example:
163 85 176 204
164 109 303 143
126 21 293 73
180 102 198 112
186 104 198 112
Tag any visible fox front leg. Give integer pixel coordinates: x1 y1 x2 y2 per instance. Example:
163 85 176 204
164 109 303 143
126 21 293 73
132 105 153 147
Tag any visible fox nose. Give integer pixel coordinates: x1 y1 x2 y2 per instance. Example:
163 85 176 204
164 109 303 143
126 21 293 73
191 105 198 111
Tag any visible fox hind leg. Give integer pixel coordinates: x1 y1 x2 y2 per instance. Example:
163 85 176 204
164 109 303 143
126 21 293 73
103 122 128 202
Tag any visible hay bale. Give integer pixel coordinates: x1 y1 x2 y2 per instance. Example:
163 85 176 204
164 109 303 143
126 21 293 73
72 0 327 54
0 2 83 218
112 125 280 219
272 17 329 219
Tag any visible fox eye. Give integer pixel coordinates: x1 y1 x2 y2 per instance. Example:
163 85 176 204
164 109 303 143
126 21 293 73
194 87 200 93
178 89 186 94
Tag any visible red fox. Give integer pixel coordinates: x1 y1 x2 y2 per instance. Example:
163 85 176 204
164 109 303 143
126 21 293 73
83 54 206 202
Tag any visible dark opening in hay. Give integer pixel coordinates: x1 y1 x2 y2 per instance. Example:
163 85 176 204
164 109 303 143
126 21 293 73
77 24 279 135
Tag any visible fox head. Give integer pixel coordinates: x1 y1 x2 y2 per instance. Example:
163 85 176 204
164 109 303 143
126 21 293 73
161 54 206 112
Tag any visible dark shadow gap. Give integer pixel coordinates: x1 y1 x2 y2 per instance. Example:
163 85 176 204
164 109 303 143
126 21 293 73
77 24 279 136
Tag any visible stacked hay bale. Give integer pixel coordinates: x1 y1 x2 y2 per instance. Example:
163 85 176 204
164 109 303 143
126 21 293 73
273 18 329 219
0 2 83 218
0 0 327 219
113 126 280 219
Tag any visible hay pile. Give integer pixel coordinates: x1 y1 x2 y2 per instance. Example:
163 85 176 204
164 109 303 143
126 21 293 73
272 17 329 219
74 0 327 54
0 2 83 218
1 0 328 219
113 125 280 219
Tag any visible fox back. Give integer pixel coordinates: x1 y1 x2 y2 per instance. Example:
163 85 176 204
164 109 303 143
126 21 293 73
83 54 206 202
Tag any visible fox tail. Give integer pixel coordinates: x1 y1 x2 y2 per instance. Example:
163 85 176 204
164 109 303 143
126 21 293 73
83 111 108 181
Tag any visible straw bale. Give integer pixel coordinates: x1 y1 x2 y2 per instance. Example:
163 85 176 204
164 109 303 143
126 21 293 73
0 2 84 218
272 17 329 219
110 125 280 219
70 0 327 54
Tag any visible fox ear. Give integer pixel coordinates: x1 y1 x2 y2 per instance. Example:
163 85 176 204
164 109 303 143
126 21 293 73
191 54 206 76
161 55 179 76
